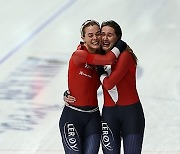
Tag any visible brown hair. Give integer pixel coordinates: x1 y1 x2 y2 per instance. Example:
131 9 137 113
126 46 138 65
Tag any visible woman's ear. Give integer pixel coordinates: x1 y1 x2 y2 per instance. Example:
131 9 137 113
81 36 86 43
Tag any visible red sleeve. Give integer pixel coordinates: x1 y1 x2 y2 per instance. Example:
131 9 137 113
72 49 117 66
102 52 134 90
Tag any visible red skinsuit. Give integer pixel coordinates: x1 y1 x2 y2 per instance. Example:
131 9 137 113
68 43 117 107
102 51 140 106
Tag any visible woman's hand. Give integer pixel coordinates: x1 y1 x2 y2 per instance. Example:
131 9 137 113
63 90 76 103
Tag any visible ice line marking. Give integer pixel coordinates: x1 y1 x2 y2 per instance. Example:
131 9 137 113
0 0 77 65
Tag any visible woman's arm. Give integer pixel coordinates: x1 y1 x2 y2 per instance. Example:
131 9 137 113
73 40 127 66
100 52 134 90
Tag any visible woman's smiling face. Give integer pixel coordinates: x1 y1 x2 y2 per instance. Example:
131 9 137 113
101 25 118 52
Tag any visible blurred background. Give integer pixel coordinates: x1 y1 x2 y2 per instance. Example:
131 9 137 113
0 0 180 153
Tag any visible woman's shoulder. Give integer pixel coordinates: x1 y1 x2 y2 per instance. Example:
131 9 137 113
121 50 133 57
119 50 137 65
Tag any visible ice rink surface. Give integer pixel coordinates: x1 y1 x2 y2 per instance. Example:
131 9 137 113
0 0 180 153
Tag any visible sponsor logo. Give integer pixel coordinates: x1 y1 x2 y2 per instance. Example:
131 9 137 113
63 123 79 151
79 71 92 78
85 63 93 69
101 122 114 151
78 63 93 78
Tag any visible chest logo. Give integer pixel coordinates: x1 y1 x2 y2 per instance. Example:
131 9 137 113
79 71 92 78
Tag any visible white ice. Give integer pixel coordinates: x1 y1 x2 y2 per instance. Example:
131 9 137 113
0 0 180 153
